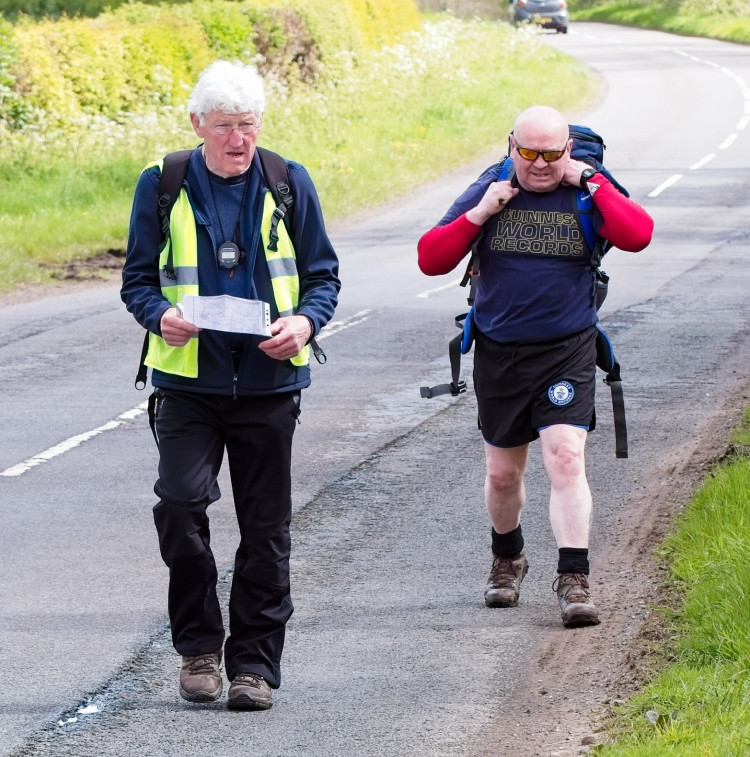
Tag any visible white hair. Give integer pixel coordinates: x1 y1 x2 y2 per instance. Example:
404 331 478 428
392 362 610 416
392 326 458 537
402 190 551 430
187 60 266 122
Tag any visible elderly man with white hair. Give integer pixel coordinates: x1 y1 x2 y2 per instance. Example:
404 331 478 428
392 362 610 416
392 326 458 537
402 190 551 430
121 60 340 710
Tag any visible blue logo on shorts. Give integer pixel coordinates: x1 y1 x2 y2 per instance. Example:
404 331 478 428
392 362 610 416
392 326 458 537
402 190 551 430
548 381 575 406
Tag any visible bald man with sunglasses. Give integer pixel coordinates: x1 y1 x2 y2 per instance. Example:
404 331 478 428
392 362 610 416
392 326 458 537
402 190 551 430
418 105 653 628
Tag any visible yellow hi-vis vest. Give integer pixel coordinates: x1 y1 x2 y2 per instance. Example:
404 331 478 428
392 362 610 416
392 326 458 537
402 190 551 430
144 161 309 378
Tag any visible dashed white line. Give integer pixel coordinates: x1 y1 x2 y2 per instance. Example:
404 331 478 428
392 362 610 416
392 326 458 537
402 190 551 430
416 278 462 299
648 174 684 198
2 311 374 478
689 153 716 170
1 402 148 478
649 48 745 198
317 309 372 339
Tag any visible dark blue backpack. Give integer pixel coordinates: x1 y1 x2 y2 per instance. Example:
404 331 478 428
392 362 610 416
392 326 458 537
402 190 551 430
420 124 629 458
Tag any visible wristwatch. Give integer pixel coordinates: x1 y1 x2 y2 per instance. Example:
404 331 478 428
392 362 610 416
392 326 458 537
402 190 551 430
580 167 597 189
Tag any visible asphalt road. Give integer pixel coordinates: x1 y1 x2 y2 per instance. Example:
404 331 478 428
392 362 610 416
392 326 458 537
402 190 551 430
1 22 749 757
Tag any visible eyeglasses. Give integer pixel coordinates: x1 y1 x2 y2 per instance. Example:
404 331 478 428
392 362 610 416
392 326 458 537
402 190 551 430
514 143 567 163
207 121 261 135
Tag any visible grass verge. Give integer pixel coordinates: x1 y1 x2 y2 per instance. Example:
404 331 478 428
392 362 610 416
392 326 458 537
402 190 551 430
571 1 750 45
597 406 750 755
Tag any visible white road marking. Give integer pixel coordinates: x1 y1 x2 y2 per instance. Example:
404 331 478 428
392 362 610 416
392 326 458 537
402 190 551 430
1 312 374 478
416 278 463 298
317 310 372 339
648 174 683 198
1 402 148 478
648 49 746 198
689 153 716 170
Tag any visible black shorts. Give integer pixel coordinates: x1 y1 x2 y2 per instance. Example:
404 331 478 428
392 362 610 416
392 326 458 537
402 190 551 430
473 326 597 448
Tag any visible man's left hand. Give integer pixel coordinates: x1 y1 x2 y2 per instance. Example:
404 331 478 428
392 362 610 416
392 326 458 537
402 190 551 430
259 314 312 361
563 158 593 188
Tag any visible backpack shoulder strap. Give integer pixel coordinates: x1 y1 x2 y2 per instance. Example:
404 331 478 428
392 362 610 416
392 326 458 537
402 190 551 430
576 188 611 310
135 149 191 390
460 156 513 300
158 149 193 243
576 189 596 253
255 146 327 365
256 146 294 249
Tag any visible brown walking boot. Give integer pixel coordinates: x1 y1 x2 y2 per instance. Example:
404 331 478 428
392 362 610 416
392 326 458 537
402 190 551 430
484 551 528 608
179 651 223 702
227 672 273 711
553 572 601 628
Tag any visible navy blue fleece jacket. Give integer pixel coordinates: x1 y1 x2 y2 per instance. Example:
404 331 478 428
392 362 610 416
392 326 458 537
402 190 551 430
121 146 340 395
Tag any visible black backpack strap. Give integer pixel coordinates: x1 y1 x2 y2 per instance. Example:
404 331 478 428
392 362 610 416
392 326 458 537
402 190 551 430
158 150 193 279
420 312 469 398
595 326 628 458
605 362 628 459
135 331 150 390
421 209 487 400
256 146 294 251
256 146 325 365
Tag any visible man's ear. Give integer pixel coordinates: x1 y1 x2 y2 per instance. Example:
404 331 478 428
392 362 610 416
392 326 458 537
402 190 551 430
190 113 204 138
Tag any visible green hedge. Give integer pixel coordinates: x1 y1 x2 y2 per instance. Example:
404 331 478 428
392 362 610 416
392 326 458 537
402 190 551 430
0 0 420 130
0 0 193 21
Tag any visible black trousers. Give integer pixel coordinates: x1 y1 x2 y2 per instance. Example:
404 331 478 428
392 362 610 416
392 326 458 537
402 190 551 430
151 389 300 688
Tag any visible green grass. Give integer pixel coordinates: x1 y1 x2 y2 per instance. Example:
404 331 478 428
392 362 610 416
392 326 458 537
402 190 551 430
571 1 750 45
0 17 594 293
596 409 750 755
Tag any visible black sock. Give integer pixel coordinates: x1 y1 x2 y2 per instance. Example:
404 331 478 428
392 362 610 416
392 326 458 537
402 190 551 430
491 525 524 558
557 547 589 575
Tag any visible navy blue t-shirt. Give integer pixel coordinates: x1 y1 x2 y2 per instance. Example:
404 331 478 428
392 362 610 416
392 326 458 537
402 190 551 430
474 184 599 344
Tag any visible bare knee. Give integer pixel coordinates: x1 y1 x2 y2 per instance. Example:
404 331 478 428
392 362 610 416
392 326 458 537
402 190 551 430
485 444 528 496
543 437 585 484
486 461 524 496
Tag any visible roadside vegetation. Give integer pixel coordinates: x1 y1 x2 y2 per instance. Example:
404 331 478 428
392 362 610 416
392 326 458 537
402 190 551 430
0 0 593 292
596 409 750 755
571 0 750 44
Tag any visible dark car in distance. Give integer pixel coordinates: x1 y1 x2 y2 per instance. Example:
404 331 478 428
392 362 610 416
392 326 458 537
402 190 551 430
509 0 569 34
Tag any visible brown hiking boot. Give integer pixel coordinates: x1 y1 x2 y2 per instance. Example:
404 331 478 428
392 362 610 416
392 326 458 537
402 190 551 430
179 651 223 702
553 572 601 628
227 672 273 711
484 552 528 607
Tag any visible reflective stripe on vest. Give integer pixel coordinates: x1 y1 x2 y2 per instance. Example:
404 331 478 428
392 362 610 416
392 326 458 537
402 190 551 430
143 159 308 377
260 191 309 366
145 161 199 378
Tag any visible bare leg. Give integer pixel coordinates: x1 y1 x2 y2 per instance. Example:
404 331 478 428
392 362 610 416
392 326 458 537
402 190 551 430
539 425 599 626
484 442 529 533
539 425 591 548
483 443 531 608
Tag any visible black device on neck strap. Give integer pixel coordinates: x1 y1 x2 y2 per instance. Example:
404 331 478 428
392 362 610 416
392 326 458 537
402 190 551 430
207 163 252 270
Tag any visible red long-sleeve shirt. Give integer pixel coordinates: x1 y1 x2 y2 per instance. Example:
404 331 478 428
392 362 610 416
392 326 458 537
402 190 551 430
418 174 653 276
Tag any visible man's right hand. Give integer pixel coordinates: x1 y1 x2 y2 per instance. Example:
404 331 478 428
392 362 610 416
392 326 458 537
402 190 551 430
160 307 200 346
466 180 519 226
